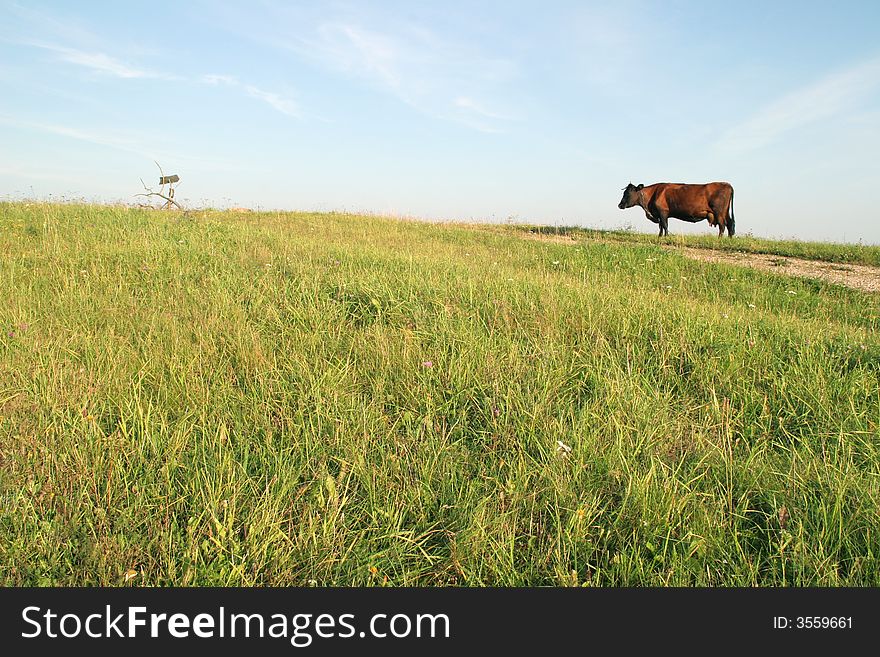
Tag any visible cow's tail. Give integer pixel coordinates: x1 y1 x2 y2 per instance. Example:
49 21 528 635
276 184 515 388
727 186 735 236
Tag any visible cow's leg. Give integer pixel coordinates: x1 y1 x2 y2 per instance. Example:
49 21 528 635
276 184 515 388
659 213 669 237
710 205 725 237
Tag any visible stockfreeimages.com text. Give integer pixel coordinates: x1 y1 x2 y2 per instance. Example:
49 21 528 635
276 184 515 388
21 606 450 647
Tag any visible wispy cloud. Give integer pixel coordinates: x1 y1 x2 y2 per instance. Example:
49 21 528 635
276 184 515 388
453 97 513 121
4 3 176 80
202 74 238 86
311 23 401 89
25 41 179 80
0 115 241 171
716 56 880 153
201 74 301 118
0 117 146 154
257 9 520 132
55 47 172 79
0 163 85 184
243 86 300 117
1 2 98 49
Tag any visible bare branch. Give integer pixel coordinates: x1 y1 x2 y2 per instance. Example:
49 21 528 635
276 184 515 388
135 167 183 209
154 161 166 193
134 190 182 209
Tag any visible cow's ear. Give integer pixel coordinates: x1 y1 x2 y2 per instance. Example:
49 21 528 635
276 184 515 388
637 183 644 189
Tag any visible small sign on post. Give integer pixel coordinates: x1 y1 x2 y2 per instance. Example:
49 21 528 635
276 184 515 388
159 173 179 209
135 162 183 210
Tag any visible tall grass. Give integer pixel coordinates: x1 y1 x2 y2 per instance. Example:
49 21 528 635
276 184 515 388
1 202 878 586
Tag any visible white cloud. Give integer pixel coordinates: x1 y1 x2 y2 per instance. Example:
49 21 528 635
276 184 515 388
57 48 170 79
3 118 145 154
201 73 301 118
316 23 401 90
201 73 238 86
0 116 241 171
716 56 880 153
0 163 84 183
269 14 519 132
453 97 513 121
243 85 301 118
1 3 99 50
26 42 178 80
4 5 176 80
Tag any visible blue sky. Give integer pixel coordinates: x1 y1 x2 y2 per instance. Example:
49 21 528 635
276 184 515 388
2 1 880 243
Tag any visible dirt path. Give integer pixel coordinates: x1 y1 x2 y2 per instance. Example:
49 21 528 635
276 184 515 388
669 246 880 293
514 229 880 293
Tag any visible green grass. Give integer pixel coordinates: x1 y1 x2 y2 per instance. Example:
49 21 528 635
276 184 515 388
1 202 878 586
506 224 880 267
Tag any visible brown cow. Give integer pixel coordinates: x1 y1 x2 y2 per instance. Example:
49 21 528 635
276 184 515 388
618 182 735 237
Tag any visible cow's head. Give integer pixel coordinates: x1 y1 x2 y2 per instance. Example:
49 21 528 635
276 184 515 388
618 183 644 209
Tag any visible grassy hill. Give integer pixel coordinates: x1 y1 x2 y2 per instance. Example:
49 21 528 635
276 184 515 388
1 202 878 586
